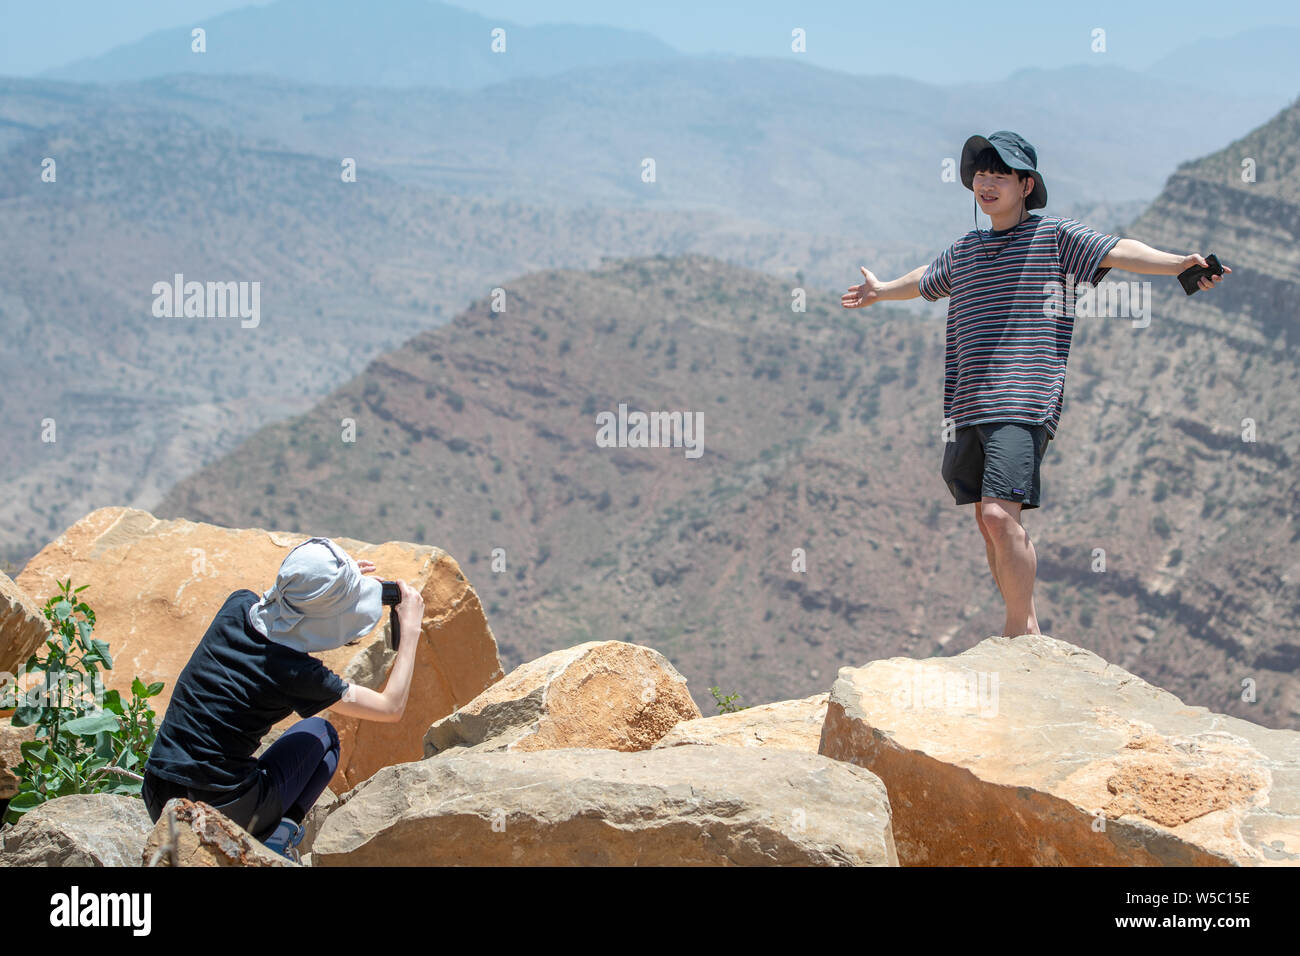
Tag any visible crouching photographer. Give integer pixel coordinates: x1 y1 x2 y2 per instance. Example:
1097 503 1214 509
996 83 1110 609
141 536 423 861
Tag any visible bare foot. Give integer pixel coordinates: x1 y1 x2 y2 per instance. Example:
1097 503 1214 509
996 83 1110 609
1002 622 1040 638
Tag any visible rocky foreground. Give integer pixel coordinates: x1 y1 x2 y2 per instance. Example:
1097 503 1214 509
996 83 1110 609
1 509 1297 866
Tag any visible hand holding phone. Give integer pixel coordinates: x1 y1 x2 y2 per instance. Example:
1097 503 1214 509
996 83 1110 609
1178 254 1224 295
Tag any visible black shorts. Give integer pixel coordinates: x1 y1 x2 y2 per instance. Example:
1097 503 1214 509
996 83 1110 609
941 421 1050 509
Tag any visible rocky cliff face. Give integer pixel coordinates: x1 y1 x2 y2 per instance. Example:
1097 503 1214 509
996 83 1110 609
0 82 925 573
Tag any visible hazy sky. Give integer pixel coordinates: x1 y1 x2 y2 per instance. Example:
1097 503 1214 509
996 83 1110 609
3 0 1299 83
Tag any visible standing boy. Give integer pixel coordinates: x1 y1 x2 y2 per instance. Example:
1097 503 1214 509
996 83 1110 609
841 131 1229 637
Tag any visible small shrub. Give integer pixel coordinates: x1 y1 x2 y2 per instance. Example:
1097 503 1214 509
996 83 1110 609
3 580 162 824
709 686 746 714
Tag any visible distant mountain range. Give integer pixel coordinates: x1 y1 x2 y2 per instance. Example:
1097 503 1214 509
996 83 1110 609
1145 25 1300 101
41 0 679 90
12 60 1279 246
38 2 1300 108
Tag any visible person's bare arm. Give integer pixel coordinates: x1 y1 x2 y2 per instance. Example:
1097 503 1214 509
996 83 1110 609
1101 240 1231 289
329 579 424 723
841 265 927 308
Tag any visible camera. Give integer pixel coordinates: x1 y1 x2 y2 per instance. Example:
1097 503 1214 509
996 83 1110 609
380 580 402 651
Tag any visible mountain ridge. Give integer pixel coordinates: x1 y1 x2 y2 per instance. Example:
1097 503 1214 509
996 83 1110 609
42 0 680 90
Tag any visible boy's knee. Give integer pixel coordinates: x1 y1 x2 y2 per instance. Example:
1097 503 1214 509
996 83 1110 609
979 504 1019 542
297 715 340 752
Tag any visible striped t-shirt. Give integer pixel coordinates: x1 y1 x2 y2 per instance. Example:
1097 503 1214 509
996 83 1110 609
919 214 1120 439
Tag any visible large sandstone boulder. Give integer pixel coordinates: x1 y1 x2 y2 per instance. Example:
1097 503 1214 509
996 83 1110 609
820 634 1300 866
0 794 152 866
0 569 47 679
142 798 295 866
653 694 828 752
423 641 700 757
313 746 898 866
17 506 504 791
0 721 36 800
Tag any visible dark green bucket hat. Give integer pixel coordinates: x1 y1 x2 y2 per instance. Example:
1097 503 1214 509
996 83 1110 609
961 130 1048 210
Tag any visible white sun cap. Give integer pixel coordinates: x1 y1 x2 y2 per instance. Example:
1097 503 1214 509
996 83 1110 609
246 537 383 654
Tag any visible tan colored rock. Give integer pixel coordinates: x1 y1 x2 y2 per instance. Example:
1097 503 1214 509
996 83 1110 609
820 634 1300 866
423 641 700 757
653 693 828 752
142 797 295 866
0 794 152 866
0 569 47 679
0 721 36 800
314 746 898 866
17 506 504 792
298 788 337 857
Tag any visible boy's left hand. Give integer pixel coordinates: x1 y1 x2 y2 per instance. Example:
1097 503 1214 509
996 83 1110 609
1181 253 1232 291
357 559 377 575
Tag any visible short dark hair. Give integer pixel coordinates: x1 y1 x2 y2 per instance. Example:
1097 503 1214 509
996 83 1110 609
972 146 1032 182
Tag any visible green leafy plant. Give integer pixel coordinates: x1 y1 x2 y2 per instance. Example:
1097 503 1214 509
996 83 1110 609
709 686 746 714
3 579 163 824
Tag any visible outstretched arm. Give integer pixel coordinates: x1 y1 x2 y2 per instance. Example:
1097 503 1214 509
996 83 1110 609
1101 240 1231 289
842 265 928 308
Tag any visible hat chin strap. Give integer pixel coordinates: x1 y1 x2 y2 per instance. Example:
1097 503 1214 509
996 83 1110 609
974 189 1029 260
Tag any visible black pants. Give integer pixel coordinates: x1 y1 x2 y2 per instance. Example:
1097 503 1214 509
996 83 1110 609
142 717 340 843
142 767 284 843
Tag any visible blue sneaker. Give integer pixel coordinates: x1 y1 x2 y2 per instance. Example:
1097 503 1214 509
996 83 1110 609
263 816 305 863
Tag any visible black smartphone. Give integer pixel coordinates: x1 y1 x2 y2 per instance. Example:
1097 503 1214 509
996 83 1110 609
1178 254 1223 296
380 580 401 651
